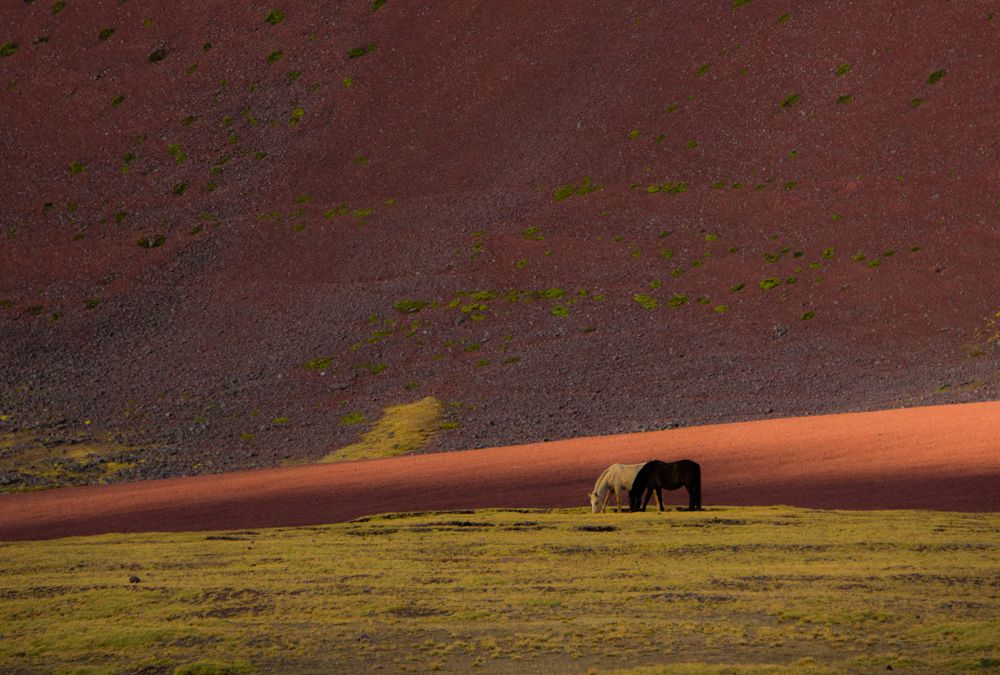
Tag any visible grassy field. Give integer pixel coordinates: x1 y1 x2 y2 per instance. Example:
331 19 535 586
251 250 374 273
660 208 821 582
1 506 998 674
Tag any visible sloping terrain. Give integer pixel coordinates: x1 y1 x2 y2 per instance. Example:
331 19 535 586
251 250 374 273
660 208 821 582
1 1 999 484
2 401 998 541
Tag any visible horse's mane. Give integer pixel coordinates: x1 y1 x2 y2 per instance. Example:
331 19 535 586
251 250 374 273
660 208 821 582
591 466 613 494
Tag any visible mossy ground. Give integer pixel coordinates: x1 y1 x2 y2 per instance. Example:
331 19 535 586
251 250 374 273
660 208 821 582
0 430 138 492
1 507 996 673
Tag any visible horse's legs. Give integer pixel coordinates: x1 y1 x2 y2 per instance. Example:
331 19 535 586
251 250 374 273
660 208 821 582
655 487 664 512
629 488 641 512
688 484 702 511
687 474 703 511
641 487 654 512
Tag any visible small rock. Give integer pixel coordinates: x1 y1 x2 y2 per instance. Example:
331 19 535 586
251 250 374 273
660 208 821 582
129 575 141 584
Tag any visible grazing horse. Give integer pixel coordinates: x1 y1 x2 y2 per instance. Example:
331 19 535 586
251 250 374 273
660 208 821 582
628 459 702 512
588 463 661 513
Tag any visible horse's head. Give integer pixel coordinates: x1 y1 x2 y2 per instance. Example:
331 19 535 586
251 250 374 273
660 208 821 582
588 492 601 513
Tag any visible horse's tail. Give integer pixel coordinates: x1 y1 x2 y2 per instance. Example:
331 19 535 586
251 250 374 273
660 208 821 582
687 461 703 510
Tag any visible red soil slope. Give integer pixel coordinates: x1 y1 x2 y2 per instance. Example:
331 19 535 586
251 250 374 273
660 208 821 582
2 402 997 541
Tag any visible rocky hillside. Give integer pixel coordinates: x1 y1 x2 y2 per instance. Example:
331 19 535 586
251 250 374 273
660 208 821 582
1 0 998 487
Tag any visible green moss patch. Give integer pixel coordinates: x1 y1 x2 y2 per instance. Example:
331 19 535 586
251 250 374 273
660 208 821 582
633 294 658 310
394 300 430 314
303 357 333 371
781 94 800 108
137 234 166 248
348 44 377 59
553 176 602 201
0 429 141 492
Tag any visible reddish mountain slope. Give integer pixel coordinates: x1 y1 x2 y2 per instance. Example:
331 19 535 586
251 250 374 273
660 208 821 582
1 1 998 485
2 402 998 541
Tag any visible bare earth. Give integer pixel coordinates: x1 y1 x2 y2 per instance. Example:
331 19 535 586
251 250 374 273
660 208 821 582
1 401 998 541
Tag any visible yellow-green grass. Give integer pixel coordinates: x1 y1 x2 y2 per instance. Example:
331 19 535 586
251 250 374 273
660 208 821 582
1 507 997 673
320 396 444 462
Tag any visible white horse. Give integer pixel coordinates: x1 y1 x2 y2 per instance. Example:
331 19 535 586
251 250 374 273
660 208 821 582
588 463 661 513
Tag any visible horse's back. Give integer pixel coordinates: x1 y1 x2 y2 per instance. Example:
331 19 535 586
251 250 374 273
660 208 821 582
609 462 646 489
669 459 700 482
644 459 700 487
677 459 700 477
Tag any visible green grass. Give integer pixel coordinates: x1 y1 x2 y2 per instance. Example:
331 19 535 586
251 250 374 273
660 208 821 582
781 94 800 108
394 299 430 313
348 44 377 59
0 507 996 673
553 176 602 200
302 356 333 371
137 234 166 248
633 294 658 310
341 411 365 426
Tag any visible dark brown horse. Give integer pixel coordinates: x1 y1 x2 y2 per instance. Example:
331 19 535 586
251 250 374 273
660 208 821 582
628 459 702 512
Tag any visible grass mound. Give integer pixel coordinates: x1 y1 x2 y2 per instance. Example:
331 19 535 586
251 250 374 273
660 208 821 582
320 396 444 462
